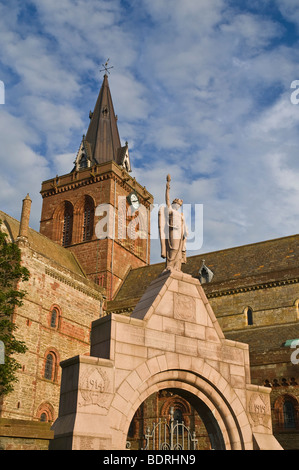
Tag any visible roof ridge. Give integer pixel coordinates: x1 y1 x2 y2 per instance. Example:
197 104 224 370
187 233 299 260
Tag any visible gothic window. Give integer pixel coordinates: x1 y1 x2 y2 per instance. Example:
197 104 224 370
83 197 94 241
173 408 183 424
274 395 299 432
44 354 54 380
62 202 73 246
245 307 253 326
50 308 57 328
283 401 296 429
49 306 60 329
53 200 74 246
44 352 59 382
37 403 54 423
173 408 184 435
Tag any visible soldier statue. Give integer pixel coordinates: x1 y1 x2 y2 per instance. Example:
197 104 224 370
158 175 188 271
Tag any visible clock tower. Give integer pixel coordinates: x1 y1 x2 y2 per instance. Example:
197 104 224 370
39 74 153 299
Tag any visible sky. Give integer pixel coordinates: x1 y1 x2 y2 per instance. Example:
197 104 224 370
0 0 299 264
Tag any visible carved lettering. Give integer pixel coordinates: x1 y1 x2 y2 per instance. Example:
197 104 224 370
78 367 111 409
249 393 271 429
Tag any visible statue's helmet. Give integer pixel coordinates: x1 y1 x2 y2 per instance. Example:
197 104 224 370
172 198 183 206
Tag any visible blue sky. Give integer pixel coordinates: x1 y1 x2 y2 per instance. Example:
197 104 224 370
0 0 299 264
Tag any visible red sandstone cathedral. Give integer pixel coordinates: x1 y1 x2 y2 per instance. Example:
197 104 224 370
0 74 298 450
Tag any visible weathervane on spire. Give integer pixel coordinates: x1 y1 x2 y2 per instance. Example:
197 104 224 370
100 58 114 75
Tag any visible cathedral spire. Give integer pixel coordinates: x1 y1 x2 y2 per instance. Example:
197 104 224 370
76 73 131 172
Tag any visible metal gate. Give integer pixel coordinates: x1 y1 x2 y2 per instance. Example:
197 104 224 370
142 407 198 450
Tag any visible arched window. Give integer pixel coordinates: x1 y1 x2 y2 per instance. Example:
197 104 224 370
36 402 55 423
172 408 184 435
44 354 54 380
49 305 61 329
283 400 296 429
44 351 59 382
245 307 253 326
274 395 299 432
173 408 183 424
53 201 73 246
50 308 58 328
83 197 94 241
62 203 73 246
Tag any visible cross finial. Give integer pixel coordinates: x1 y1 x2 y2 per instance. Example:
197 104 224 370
100 58 114 75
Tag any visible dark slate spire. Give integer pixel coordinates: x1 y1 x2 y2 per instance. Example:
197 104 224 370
75 74 130 172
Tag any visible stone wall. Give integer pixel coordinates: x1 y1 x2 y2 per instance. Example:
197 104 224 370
40 162 153 298
209 283 298 332
0 418 53 450
0 240 103 423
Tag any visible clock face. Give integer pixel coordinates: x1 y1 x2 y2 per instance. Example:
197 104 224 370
128 192 140 211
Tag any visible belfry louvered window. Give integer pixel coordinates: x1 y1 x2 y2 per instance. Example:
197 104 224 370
83 198 94 241
62 203 73 246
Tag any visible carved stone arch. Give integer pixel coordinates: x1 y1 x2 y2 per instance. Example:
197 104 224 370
112 354 252 451
127 401 143 440
51 271 282 450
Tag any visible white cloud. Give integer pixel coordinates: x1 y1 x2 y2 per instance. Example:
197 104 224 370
0 110 49 229
52 153 76 176
0 0 298 260
220 12 283 51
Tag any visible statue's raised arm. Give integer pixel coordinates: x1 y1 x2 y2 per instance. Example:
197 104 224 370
158 175 188 272
165 174 171 208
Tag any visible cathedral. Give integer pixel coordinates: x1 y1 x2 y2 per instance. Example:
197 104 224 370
0 73 298 450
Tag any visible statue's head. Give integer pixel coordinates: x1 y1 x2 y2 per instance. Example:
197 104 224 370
172 198 183 207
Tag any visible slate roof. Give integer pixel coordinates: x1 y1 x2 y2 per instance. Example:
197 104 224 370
0 210 86 278
226 323 299 353
107 234 299 314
